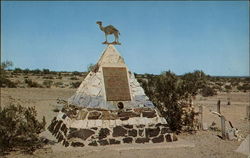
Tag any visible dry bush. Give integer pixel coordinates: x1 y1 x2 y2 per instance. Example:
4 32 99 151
0 103 46 154
71 81 81 88
43 80 53 88
25 79 42 88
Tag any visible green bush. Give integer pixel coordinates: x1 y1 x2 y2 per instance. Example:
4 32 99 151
0 104 46 153
201 86 217 97
139 70 205 132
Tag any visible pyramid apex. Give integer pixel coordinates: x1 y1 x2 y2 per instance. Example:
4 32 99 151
97 44 125 67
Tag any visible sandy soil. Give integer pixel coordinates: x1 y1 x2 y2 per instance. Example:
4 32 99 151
1 88 249 158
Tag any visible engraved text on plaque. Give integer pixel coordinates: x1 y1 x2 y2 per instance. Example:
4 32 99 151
103 67 131 101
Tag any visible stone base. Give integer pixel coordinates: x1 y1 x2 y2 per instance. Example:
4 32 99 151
48 107 177 147
48 118 177 147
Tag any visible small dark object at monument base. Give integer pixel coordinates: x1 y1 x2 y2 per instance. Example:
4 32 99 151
117 102 124 109
96 21 121 45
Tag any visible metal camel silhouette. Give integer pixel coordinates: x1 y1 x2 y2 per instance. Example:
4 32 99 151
96 21 121 45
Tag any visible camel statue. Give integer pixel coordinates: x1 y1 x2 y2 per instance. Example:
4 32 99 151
96 21 121 45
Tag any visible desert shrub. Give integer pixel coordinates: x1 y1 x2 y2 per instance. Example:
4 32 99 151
0 77 17 88
71 81 81 88
72 71 81 76
224 85 232 90
201 86 217 97
13 68 23 73
25 79 42 88
54 82 64 88
237 83 250 92
0 103 46 153
42 69 50 74
43 76 54 79
0 61 17 88
32 69 41 75
139 71 204 132
43 80 53 88
70 76 78 80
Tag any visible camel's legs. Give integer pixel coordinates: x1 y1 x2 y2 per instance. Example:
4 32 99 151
105 34 108 42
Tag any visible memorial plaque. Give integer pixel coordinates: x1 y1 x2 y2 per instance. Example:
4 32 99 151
103 67 131 101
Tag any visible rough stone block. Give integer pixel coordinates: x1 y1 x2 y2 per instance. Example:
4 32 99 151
161 127 171 134
63 140 69 147
71 142 84 147
152 135 164 143
109 120 116 127
95 120 102 127
77 110 88 120
98 128 110 139
109 139 121 145
118 111 140 118
120 117 129 121
138 129 144 137
88 111 101 120
124 125 133 129
54 120 63 135
61 124 68 136
102 120 109 127
98 139 109 146
48 119 57 132
128 129 137 137
115 119 123 126
58 133 64 143
146 127 160 137
135 138 150 144
88 141 98 146
142 111 156 118
165 134 172 142
123 137 133 143
136 124 145 128
173 133 178 141
68 129 95 140
91 127 98 130
87 120 96 127
113 126 127 137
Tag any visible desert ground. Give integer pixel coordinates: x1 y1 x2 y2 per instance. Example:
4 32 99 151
1 87 249 158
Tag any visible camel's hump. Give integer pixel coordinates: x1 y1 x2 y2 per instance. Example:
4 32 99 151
105 25 119 31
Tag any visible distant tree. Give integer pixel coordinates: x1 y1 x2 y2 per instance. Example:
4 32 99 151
42 69 50 74
181 70 207 97
0 61 16 88
87 63 95 72
13 68 23 73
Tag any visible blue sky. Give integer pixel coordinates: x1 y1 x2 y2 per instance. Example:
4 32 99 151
1 1 249 76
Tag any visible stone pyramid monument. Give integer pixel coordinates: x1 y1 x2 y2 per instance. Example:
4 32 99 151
48 44 177 147
68 44 154 110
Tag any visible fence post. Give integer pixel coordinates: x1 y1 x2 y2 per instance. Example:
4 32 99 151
221 115 226 139
199 105 203 130
246 105 250 120
217 100 221 114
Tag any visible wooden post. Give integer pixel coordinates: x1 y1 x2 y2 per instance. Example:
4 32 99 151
199 106 203 130
221 115 226 139
217 100 221 114
246 105 250 120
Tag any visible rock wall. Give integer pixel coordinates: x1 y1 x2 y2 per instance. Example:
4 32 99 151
48 106 177 147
